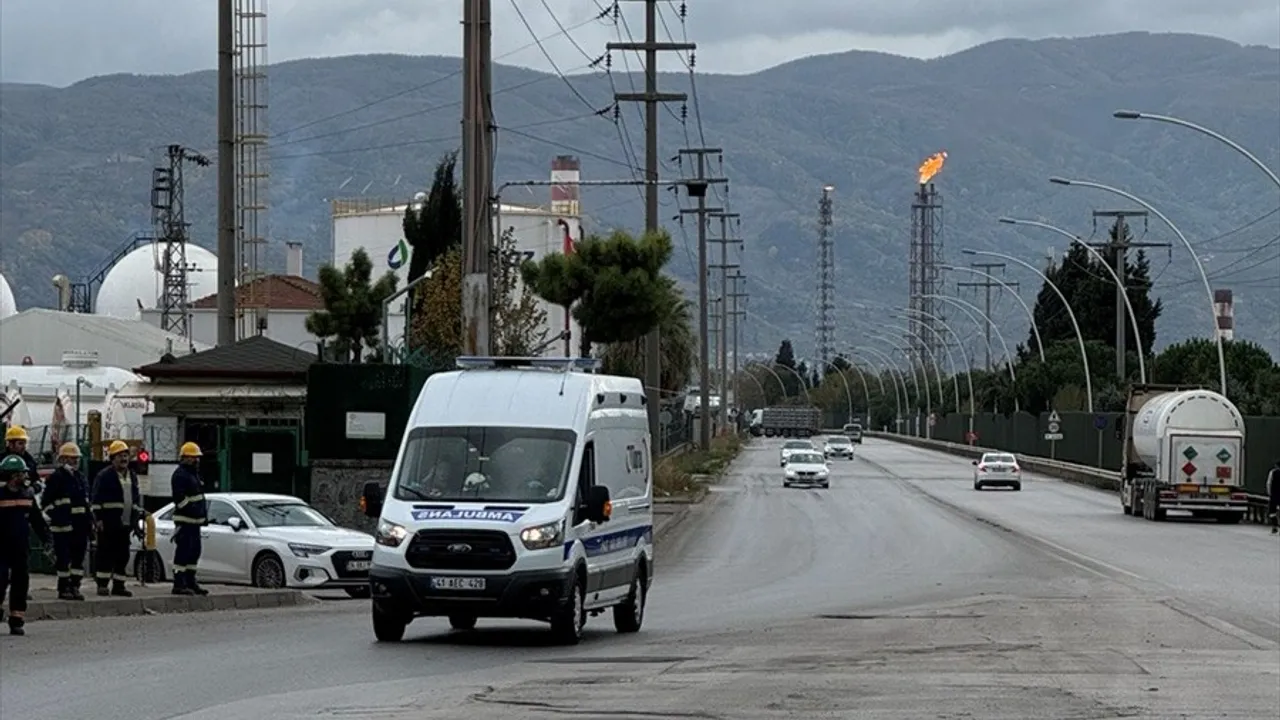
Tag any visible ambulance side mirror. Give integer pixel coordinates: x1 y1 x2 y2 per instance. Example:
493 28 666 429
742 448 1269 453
361 481 383 518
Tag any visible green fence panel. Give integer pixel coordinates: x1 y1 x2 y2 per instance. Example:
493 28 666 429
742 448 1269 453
305 364 433 461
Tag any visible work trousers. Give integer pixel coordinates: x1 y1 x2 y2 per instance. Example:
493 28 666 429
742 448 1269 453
1269 497 1278 528
0 549 30 617
95 524 132 584
173 524 203 588
53 528 89 579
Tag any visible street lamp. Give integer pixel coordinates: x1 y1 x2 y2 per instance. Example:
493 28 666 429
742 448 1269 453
861 331 932 434
1048 176 1226 394
1112 110 1280 190
921 293 1020 391
862 327 942 415
745 362 789 401
844 298 960 413
850 347 907 431
998 216 1147 383
899 306 977 426
816 359 855 426
963 248 1094 413
939 263 1046 363
848 350 901 429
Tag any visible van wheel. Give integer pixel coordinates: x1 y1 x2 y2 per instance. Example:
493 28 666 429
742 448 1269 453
448 614 477 630
613 564 646 633
550 572 585 645
372 602 408 642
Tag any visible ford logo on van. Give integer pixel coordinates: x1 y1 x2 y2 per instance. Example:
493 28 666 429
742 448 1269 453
447 543 472 554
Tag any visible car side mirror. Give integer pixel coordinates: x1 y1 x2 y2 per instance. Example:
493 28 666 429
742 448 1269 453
227 516 244 532
361 481 383 518
585 485 611 523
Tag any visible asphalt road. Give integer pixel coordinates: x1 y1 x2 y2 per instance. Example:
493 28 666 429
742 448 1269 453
1 437 1276 719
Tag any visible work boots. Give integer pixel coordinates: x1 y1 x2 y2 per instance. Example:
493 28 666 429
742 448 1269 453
111 579 133 597
8 617 24 636
96 579 110 596
57 577 78 601
190 575 210 597
69 576 86 601
172 572 194 596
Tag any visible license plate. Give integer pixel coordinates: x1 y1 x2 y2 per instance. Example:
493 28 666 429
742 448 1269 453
430 576 486 591
990 467 1005 472
346 561 372 572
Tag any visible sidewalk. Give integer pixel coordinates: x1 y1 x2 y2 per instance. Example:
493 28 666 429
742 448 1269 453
23 575 312 622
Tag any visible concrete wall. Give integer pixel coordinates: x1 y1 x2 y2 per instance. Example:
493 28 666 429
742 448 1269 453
310 459 391 533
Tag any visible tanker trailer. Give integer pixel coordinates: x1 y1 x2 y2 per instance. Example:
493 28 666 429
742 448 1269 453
1120 384 1247 522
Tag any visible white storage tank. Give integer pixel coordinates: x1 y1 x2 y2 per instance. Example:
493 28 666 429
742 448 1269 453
95 243 220 320
1131 389 1245 484
0 273 17 319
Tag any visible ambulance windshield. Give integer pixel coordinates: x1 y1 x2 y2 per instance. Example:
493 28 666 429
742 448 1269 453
393 426 577 504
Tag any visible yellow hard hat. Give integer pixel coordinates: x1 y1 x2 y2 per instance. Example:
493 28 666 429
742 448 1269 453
5 426 29 442
180 442 203 458
106 440 130 457
58 442 81 458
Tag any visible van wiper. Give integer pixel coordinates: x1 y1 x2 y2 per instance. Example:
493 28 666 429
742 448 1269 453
398 486 433 501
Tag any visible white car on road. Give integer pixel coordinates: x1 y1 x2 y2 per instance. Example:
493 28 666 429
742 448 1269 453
130 492 375 597
783 451 830 488
972 452 1022 491
823 435 855 459
780 439 816 466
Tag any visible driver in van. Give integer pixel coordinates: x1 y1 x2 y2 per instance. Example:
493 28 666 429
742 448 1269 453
417 458 457 498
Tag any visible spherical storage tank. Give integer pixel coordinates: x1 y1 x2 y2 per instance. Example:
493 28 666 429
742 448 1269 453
94 244 220 320
0 272 17 319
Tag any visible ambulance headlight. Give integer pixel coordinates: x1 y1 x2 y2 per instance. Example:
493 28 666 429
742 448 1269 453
520 520 564 550
375 519 408 548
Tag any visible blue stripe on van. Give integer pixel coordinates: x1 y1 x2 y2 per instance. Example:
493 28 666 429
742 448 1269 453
581 524 653 557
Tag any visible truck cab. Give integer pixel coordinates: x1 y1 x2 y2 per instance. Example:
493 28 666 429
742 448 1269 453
361 356 653 645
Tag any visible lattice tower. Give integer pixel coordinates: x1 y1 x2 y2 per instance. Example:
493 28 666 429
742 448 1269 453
908 183 945 370
815 186 835 368
152 144 210 337
235 0 270 338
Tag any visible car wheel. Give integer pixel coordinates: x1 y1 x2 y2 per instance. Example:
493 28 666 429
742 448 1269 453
819 482 830 489
550 570 586 645
613 563 646 633
372 601 408 642
345 586 371 599
251 551 287 589
783 481 791 487
1012 483 1022 491
973 481 982 491
448 614 478 630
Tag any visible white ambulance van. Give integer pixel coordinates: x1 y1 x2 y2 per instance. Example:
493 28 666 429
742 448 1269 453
360 356 654 645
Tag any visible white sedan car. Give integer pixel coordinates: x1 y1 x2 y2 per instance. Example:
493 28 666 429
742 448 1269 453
129 492 375 597
783 451 830 488
823 435 855 459
780 439 816 466
972 452 1022 491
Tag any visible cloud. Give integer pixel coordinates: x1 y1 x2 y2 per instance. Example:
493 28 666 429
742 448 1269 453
1 0 1278 87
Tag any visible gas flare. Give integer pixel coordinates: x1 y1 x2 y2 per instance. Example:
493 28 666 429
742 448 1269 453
918 151 947 184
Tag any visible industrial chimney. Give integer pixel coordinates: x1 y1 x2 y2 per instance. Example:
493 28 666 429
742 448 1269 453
550 156 580 216
286 242 304 277
51 274 72 311
1213 289 1234 341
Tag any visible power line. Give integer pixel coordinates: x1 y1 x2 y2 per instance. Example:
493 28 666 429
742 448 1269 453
509 0 609 113
500 127 641 170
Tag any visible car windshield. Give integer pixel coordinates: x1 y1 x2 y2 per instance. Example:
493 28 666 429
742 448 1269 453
790 453 824 464
828 436 852 445
393 426 576 503
783 441 812 449
240 501 332 528
984 454 1017 464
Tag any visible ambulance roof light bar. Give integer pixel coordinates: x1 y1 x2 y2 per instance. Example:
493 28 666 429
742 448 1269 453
455 356 602 372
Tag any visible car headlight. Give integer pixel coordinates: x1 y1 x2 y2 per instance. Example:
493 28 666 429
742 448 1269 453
289 543 331 558
519 520 564 550
816 468 829 477
374 519 409 548
785 467 798 477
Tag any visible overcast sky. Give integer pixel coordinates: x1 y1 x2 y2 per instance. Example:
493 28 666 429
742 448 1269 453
2 1 1278 87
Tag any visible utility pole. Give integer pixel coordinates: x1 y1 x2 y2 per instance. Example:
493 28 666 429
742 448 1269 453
676 148 724 449
1089 210 1164 381
957 262 1015 369
215 0 236 346
609 0 693 445
710 209 741 430
462 0 495 355
728 274 748 430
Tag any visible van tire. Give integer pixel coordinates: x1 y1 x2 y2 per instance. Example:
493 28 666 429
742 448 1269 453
550 572 586 645
372 602 408 642
613 563 647 633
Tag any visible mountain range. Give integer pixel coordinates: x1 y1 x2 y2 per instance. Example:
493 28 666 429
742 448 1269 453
1 31 1277 357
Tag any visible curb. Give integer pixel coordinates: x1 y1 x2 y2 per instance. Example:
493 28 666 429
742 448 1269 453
26 589 311 622
653 499 698 547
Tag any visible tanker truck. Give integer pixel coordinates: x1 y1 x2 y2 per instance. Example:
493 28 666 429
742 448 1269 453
1120 384 1248 523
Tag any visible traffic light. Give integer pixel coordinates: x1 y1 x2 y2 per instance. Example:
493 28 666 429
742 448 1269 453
133 447 150 475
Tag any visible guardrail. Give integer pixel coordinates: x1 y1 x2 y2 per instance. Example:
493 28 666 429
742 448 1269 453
865 430 1274 525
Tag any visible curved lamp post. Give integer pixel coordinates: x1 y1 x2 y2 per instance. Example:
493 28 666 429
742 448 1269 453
852 346 912 423
849 349 904 429
1113 110 1280 190
1049 176 1226 394
862 335 930 426
844 298 955 412
837 360 876 414
745 362 789 401
997 216 1147 383
814 359 855 426
773 363 814 405
963 248 1094 412
939 263 1046 363
864 327 944 418
921 293 1019 386
902 306 977 435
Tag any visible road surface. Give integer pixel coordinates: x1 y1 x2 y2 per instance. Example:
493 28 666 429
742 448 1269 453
1 438 1276 719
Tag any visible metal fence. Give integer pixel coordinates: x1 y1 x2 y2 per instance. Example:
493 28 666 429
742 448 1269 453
901 410 1278 495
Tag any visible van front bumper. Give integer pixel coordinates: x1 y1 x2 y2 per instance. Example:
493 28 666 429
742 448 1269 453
369 566 575 620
